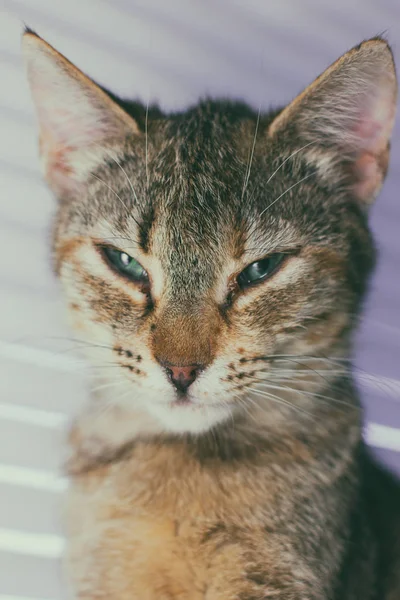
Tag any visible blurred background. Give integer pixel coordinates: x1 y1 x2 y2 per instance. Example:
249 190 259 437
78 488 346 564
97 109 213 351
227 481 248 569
0 1 399 598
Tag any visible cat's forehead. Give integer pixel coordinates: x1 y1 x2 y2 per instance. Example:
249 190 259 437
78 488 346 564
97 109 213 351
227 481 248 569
85 136 310 270
80 101 328 265
134 146 296 256
119 175 301 276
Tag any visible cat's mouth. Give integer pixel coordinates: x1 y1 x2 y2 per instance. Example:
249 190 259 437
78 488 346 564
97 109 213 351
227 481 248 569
172 393 192 407
169 393 223 411
170 393 204 409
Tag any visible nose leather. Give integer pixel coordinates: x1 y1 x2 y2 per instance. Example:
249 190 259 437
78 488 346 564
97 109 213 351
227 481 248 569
164 364 202 393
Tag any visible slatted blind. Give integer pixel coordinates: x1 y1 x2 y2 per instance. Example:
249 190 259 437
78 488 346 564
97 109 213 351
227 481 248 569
1 1 399 598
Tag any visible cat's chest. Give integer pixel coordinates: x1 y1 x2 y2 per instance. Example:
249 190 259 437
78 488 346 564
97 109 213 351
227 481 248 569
65 444 280 538
65 456 248 596
64 441 320 598
65 435 313 539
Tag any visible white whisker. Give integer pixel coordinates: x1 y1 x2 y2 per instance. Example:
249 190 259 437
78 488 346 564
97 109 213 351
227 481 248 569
259 171 316 218
89 380 128 395
253 381 356 411
93 142 140 206
242 106 261 200
248 387 314 418
91 173 131 214
145 100 150 193
265 142 315 187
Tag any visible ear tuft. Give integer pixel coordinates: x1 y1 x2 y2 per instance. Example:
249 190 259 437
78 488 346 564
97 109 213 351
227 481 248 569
269 38 397 205
22 25 38 38
22 31 139 197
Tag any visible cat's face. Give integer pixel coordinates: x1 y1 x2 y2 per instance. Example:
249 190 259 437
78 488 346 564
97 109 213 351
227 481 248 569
24 32 397 434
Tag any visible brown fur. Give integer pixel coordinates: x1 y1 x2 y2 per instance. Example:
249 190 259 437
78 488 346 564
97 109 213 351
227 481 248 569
23 30 400 599
66 404 359 599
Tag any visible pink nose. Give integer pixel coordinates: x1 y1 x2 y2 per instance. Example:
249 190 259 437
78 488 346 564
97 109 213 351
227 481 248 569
165 364 202 393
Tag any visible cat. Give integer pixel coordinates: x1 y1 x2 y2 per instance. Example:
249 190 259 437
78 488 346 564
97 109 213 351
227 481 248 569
23 28 400 599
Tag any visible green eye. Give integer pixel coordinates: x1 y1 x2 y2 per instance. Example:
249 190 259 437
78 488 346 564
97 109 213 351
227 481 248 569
237 253 285 288
102 247 149 283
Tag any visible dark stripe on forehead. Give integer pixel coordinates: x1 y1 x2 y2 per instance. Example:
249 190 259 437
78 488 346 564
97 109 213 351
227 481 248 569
138 203 156 253
135 100 264 256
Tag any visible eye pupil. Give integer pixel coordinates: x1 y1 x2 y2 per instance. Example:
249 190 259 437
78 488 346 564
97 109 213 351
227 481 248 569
237 253 284 288
101 247 148 284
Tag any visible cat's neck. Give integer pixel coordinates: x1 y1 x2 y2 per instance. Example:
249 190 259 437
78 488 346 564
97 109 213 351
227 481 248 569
66 373 361 475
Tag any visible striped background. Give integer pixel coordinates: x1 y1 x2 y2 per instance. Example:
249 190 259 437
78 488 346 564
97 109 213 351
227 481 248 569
0 1 399 598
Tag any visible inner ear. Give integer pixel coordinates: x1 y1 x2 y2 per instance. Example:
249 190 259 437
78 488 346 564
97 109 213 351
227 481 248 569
22 30 140 197
269 38 397 205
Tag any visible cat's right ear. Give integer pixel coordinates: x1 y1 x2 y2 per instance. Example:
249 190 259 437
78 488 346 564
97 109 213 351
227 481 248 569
22 29 140 197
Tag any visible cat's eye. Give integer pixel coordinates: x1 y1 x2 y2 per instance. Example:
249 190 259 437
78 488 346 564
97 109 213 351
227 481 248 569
237 253 285 288
101 247 149 284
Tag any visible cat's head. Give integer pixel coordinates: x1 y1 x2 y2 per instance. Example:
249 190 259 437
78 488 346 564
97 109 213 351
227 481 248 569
23 31 397 434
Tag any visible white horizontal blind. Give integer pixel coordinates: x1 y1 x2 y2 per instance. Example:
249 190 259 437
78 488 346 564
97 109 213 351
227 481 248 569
1 1 400 598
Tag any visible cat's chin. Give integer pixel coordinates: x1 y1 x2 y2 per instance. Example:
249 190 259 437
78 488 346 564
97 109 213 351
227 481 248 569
144 399 232 435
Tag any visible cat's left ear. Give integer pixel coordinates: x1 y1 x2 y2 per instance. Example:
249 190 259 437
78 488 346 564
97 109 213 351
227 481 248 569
269 38 397 206
22 29 140 197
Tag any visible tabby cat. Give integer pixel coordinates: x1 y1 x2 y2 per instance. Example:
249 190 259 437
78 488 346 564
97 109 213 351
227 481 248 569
23 29 400 599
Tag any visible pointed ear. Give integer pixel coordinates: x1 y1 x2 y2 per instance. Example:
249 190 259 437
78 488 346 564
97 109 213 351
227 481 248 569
269 38 397 206
22 30 139 197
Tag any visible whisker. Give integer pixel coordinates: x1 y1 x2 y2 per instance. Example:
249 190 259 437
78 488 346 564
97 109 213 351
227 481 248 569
232 393 260 425
90 380 129 394
268 354 400 399
244 385 314 419
90 173 131 213
93 143 140 206
238 353 352 365
265 142 315 187
205 404 219 445
71 363 137 374
42 336 117 352
250 356 337 388
250 356 400 404
251 380 357 411
258 171 317 219
109 387 137 408
145 100 150 193
89 148 146 242
241 106 261 200
246 171 317 241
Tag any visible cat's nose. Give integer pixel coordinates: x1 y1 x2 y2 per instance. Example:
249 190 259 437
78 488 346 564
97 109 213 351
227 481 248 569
164 364 202 393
